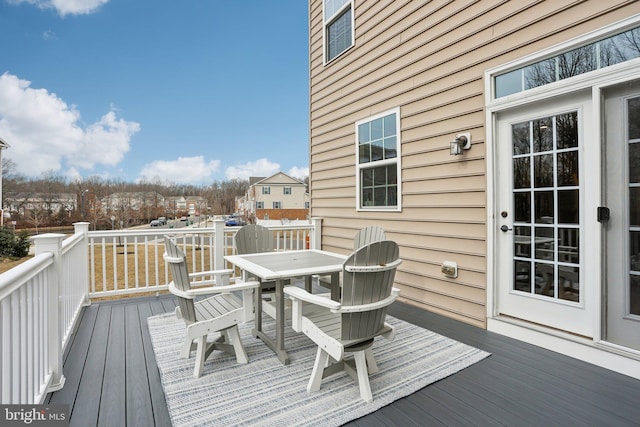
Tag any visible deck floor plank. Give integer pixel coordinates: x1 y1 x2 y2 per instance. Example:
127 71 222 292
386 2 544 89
125 304 155 426
47 295 640 426
65 304 111 427
138 301 172 427
97 304 126 427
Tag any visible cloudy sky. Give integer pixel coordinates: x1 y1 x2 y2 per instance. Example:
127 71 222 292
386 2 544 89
0 0 309 184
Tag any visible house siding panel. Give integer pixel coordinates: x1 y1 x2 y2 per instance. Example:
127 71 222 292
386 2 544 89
309 0 639 327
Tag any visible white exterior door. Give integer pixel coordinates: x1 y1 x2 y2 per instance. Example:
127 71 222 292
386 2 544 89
603 81 640 351
495 90 595 337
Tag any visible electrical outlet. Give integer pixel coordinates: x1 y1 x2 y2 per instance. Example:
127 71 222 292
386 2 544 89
441 261 458 278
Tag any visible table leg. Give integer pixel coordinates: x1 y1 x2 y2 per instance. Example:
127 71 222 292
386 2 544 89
330 272 340 301
253 278 290 365
252 278 263 338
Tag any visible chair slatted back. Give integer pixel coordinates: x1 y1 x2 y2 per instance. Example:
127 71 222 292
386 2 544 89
353 226 386 251
235 224 273 255
164 236 197 323
341 240 399 341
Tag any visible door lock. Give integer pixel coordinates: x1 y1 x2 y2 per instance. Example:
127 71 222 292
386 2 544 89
597 206 610 223
500 225 512 232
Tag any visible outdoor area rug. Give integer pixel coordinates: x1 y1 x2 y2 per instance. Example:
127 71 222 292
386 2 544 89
148 312 490 427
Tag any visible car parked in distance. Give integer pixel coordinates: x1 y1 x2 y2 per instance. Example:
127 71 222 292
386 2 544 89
157 217 167 225
225 217 245 226
180 216 187 221
150 220 161 227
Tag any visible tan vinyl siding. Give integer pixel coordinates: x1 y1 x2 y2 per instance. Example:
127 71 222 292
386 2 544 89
309 0 640 327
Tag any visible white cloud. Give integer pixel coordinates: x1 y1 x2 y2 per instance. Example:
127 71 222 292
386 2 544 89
225 158 280 181
138 156 221 185
9 0 109 16
43 30 57 40
288 166 309 180
0 72 139 178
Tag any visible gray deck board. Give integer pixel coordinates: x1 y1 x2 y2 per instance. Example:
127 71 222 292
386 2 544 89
47 295 640 426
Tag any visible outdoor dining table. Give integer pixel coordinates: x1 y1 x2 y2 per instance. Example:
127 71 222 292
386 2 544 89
224 249 347 365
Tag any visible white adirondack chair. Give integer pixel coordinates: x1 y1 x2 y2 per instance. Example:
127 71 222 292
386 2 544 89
234 224 292 319
163 236 259 378
284 240 401 402
318 225 387 293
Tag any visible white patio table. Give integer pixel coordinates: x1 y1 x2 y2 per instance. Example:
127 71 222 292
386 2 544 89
224 249 347 365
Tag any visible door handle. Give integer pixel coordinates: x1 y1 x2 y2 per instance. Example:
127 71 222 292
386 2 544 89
500 225 512 232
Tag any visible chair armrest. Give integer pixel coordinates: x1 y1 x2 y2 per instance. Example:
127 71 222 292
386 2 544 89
335 293 398 313
283 286 341 310
344 258 402 273
169 280 259 298
188 269 234 279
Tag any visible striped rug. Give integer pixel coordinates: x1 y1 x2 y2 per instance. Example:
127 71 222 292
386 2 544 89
148 312 490 427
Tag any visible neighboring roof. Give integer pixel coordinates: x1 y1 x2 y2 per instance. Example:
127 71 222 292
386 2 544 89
0 137 10 149
249 176 266 186
251 172 304 186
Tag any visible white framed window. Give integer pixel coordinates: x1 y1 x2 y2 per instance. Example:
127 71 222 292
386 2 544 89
256 201 264 209
262 186 270 195
355 107 402 211
283 187 292 195
273 201 282 209
323 0 354 63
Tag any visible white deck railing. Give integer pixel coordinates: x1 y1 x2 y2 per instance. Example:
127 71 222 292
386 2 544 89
0 218 321 404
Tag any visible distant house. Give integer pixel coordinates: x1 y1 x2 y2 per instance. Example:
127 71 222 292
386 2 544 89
309 1 640 378
242 172 309 221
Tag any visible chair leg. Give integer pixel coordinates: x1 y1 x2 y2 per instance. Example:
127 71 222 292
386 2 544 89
228 326 248 364
193 336 207 378
354 351 373 403
180 337 194 359
365 348 378 374
308 347 329 393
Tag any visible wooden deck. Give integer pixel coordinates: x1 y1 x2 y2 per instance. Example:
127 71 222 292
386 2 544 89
47 294 640 426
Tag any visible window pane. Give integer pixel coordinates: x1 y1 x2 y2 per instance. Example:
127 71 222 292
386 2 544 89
495 27 640 98
371 139 384 161
557 151 579 186
558 265 580 302
558 228 579 264
558 189 579 224
534 154 553 188
384 136 397 159
557 112 578 149
496 69 522 98
535 262 555 297
513 158 530 189
534 227 554 261
383 114 396 137
359 143 370 164
362 168 373 186
533 118 553 152
514 192 531 223
358 122 370 143
512 122 530 155
629 97 640 140
630 187 640 227
514 226 531 257
630 143 640 183
558 45 597 79
327 8 352 61
534 191 554 223
514 260 531 292
371 118 383 140
359 165 397 208
524 58 556 90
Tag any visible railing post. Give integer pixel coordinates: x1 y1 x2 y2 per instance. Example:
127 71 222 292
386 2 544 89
73 222 91 306
311 217 322 250
214 219 225 271
33 233 66 393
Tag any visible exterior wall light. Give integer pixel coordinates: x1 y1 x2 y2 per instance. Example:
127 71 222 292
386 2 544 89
450 132 471 155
